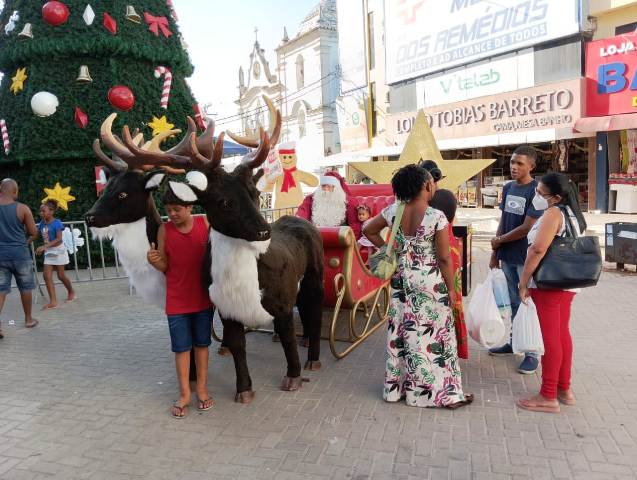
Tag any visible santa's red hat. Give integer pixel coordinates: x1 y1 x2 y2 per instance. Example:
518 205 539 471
320 171 351 196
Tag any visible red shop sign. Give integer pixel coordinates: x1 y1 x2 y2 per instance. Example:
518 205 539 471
585 32 637 116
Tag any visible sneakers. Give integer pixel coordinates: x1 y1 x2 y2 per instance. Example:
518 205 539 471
488 343 513 356
489 344 539 375
517 355 539 375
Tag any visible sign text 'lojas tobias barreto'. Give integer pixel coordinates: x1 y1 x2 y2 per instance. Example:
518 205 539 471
384 0 580 84
387 79 582 143
585 32 637 117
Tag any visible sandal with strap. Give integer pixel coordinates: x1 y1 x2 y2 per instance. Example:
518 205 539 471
517 397 560 413
197 397 214 411
171 402 189 419
557 391 576 406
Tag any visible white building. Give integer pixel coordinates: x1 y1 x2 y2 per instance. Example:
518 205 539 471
236 0 340 171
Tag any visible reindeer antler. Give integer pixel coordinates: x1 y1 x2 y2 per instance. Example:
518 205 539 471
94 113 191 173
227 95 281 148
142 130 186 175
93 139 128 172
187 123 225 171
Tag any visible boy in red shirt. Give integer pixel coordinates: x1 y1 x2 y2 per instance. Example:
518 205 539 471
148 189 214 418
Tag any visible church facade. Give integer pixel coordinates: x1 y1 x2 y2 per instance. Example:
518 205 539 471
235 0 340 168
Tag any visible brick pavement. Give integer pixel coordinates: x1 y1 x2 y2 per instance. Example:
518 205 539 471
0 242 636 480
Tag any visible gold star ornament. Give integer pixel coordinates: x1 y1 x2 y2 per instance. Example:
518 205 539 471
10 67 27 95
148 115 174 137
349 111 495 191
42 182 76 211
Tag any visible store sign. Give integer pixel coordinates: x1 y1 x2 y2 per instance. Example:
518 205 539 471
585 32 637 116
385 0 580 84
336 0 367 94
416 49 534 108
336 91 369 152
388 79 582 143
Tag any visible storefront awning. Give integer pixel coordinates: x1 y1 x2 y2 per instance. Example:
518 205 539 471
574 113 637 133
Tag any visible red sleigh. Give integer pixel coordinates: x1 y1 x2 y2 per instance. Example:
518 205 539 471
319 184 395 358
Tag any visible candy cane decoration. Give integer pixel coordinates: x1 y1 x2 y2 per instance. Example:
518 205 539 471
193 103 206 130
154 66 172 109
0 119 10 155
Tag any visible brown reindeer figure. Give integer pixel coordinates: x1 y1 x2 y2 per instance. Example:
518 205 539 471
119 106 325 404
85 114 194 306
85 114 213 380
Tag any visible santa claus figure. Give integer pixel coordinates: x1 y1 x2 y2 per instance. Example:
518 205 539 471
296 171 362 239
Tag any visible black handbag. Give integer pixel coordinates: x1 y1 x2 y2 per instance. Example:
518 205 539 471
533 206 602 290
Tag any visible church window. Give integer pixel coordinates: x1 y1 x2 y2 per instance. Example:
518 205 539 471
296 55 305 90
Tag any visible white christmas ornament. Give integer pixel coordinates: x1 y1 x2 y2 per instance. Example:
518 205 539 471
31 92 59 117
83 5 95 25
4 11 20 34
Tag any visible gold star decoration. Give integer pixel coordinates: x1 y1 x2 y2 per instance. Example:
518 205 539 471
349 111 495 191
42 182 76 211
10 67 27 95
148 115 174 137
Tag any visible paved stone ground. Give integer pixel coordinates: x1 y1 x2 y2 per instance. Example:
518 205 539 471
0 243 636 480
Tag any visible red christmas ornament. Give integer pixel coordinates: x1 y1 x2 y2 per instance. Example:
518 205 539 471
108 86 135 111
42 1 70 26
103 12 117 35
74 107 88 129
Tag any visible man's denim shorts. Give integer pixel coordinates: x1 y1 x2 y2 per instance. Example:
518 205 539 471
166 308 213 353
0 259 36 294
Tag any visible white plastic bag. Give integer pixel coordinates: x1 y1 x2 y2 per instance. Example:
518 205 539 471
467 270 506 348
491 268 512 320
511 298 544 355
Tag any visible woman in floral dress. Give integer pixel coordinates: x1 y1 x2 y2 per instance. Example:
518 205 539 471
364 166 472 408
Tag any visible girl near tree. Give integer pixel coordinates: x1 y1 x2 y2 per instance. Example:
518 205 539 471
36 200 75 309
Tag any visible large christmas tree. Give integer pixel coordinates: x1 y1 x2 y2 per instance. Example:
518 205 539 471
0 0 200 218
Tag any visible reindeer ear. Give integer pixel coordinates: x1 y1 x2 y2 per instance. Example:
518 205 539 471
186 171 208 192
168 181 198 203
144 172 165 191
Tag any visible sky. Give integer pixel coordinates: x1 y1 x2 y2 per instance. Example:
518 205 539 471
174 0 319 131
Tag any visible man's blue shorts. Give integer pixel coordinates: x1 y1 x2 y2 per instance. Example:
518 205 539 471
0 259 36 294
166 308 213 353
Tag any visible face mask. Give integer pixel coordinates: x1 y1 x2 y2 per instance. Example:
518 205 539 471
532 193 549 211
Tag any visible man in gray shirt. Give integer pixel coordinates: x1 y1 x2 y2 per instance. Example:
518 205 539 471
0 178 39 337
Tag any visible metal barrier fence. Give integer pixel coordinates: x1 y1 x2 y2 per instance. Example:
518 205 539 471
28 208 298 302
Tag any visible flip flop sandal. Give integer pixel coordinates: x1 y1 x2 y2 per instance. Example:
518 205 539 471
557 393 576 406
516 398 560 413
171 403 189 419
446 393 474 410
25 319 39 328
197 398 214 411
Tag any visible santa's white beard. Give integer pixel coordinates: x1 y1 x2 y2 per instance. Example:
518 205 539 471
312 187 347 227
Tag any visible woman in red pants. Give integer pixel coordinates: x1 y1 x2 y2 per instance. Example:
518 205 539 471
516 173 587 413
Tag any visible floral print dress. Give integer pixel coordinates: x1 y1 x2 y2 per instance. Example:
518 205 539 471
382 204 466 407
